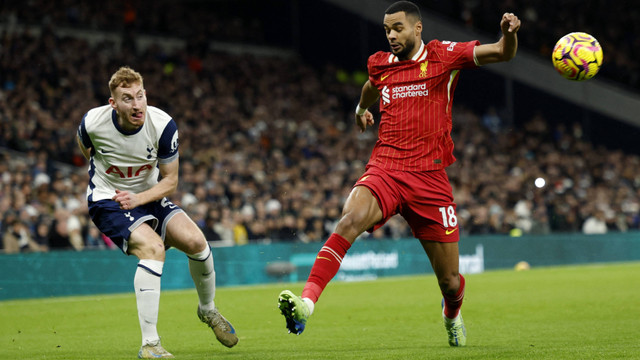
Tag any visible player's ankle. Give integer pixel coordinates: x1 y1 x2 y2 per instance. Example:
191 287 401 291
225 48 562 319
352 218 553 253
302 297 315 315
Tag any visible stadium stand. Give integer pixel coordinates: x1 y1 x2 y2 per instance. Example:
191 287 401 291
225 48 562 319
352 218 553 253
1 0 639 253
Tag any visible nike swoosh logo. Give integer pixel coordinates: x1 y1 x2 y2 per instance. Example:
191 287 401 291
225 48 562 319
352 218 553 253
381 74 390 81
100 149 114 154
445 228 458 235
139 288 154 292
316 256 332 261
202 270 213 276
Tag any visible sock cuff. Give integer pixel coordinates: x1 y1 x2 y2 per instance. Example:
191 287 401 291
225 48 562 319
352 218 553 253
138 259 164 277
327 233 352 253
187 246 212 262
302 282 323 303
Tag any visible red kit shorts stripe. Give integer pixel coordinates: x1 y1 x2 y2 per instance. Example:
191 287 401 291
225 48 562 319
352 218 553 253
354 165 460 243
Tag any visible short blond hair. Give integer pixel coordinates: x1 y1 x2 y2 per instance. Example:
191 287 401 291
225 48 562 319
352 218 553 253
109 66 144 95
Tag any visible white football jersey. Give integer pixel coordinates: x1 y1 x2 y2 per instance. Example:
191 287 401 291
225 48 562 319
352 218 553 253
78 105 179 202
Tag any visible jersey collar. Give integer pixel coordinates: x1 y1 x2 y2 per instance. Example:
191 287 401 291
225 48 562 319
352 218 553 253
112 109 144 135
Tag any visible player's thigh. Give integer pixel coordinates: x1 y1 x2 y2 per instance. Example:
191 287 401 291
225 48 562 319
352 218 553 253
342 167 402 240
164 212 207 254
88 199 160 254
336 186 384 241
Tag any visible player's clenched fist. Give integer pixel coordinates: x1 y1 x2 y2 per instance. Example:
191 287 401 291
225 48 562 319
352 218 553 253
501 12 520 33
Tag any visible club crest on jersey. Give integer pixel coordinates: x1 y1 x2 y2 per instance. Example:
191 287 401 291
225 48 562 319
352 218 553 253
146 145 154 159
419 61 428 78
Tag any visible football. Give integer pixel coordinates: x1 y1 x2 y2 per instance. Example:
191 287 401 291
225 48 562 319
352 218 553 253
551 32 603 81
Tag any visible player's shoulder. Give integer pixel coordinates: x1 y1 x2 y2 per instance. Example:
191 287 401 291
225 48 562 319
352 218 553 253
83 104 113 127
427 39 478 52
368 51 393 65
426 39 455 52
146 105 173 122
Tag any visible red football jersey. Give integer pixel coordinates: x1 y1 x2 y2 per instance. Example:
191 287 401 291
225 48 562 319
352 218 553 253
367 39 480 171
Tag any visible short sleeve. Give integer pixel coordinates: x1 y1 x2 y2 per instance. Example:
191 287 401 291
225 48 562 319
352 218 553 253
78 113 93 149
158 119 179 163
428 40 480 70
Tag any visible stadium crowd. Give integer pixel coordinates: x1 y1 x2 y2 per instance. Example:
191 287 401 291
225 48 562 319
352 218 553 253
2 0 639 91
1 1 639 253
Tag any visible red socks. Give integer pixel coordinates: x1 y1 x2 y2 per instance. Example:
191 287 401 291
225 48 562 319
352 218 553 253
302 233 352 303
443 274 465 319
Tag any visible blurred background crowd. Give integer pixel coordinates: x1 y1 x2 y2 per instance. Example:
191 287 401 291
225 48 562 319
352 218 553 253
1 0 639 253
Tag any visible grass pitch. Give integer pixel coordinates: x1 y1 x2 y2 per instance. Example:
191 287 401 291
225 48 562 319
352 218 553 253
1 262 639 359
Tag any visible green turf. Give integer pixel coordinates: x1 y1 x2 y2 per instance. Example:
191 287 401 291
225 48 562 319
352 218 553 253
1 262 639 359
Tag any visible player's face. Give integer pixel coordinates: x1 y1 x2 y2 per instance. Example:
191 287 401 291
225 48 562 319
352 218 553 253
383 12 422 60
109 82 147 131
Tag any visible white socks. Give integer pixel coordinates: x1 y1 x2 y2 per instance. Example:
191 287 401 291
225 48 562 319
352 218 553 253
134 246 215 346
188 246 216 312
134 259 164 345
303 297 315 316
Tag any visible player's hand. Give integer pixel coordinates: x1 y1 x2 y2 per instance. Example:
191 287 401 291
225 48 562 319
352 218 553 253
355 111 375 133
113 189 139 210
500 12 520 34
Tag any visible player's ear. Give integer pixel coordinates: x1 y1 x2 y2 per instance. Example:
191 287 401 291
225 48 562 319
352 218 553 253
108 97 116 109
414 20 422 37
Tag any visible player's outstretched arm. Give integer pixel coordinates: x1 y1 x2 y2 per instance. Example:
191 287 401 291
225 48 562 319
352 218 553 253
474 12 521 65
355 80 380 133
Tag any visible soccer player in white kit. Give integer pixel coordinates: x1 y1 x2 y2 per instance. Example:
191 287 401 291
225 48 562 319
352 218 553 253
77 66 237 358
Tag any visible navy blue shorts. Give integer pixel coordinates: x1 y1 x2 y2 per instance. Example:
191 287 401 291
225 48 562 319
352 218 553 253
88 198 183 254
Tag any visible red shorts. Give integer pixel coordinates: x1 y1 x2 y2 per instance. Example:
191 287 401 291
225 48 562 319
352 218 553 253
355 165 460 242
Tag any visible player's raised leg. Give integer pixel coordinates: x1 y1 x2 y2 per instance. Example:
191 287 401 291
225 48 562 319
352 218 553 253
278 232 352 334
166 213 238 347
279 186 382 334
278 233 351 335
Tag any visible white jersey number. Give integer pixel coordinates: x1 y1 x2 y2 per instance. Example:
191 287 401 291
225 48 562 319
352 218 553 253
439 206 458 228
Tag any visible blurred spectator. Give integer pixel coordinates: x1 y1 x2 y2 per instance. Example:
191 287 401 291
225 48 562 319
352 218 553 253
582 209 608 234
1 218 44 253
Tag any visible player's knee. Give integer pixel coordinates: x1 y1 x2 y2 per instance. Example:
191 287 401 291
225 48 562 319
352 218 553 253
177 231 207 254
186 238 207 254
335 214 364 238
438 273 460 295
130 239 166 261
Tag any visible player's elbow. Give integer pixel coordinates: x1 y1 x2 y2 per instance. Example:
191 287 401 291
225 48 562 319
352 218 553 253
168 178 179 194
494 45 516 62
502 49 517 62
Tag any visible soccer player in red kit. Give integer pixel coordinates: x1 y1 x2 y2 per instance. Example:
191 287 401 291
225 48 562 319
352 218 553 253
279 1 520 346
